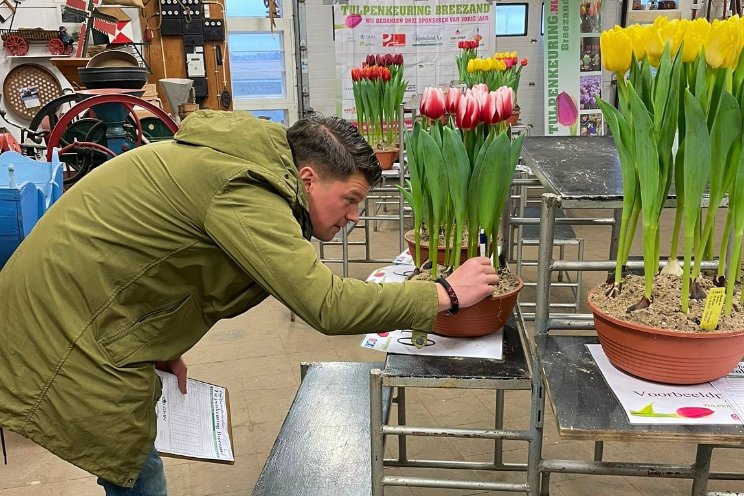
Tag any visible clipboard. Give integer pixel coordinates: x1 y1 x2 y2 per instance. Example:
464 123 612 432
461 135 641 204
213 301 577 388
154 371 235 464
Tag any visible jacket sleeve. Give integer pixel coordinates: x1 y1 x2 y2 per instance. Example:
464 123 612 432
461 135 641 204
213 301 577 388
202 176 438 335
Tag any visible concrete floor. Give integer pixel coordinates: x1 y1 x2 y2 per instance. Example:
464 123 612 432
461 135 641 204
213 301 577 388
1 196 743 495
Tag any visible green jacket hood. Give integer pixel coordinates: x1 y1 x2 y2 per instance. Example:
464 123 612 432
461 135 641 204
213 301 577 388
175 110 296 177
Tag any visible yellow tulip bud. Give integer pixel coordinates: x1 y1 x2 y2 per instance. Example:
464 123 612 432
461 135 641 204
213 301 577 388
705 18 743 68
680 18 710 63
467 58 476 73
600 25 632 73
626 24 650 60
646 17 669 67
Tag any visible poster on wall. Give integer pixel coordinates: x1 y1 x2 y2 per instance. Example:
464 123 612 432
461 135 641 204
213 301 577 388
543 0 604 136
333 0 492 121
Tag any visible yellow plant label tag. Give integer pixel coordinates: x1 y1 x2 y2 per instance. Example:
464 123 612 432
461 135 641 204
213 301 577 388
700 287 725 331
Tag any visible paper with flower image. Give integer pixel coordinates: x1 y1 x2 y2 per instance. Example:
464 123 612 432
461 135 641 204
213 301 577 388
587 345 742 425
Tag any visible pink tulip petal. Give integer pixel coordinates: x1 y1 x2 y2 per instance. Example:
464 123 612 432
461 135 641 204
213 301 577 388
345 14 362 28
676 407 715 418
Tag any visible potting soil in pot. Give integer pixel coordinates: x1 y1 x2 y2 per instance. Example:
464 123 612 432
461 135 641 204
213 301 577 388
411 267 521 298
590 274 744 332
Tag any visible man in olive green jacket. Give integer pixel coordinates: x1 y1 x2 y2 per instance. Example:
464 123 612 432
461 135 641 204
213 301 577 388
0 111 498 494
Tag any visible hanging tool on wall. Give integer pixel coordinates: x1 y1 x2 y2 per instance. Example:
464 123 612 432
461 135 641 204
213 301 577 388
214 42 230 109
263 0 278 33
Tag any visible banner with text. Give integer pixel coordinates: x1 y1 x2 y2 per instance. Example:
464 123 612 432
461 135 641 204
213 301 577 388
544 0 604 136
334 0 492 120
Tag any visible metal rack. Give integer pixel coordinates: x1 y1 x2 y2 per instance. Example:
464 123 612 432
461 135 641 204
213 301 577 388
523 136 744 495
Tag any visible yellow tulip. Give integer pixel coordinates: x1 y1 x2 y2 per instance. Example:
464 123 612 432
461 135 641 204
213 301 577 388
705 17 743 68
660 18 684 57
626 24 650 60
680 18 710 63
467 59 476 73
646 16 669 67
600 25 632 73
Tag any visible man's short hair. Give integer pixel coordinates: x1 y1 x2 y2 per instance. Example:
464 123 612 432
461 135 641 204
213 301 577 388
286 116 382 187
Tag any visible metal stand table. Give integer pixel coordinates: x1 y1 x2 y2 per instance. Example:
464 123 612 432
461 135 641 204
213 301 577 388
369 321 543 494
523 136 744 495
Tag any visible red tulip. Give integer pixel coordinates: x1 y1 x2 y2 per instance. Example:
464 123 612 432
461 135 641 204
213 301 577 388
419 87 446 120
351 68 362 82
676 407 715 418
505 58 515 69
458 41 465 49
445 86 462 114
521 58 528 67
394 53 403 65
381 67 391 81
384 53 394 66
376 54 384 66
456 92 481 129
366 54 376 67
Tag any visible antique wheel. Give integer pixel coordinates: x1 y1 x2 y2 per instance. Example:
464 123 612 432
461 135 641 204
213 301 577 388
48 38 65 55
63 43 74 55
45 94 178 182
4 35 29 56
28 93 91 135
58 141 116 186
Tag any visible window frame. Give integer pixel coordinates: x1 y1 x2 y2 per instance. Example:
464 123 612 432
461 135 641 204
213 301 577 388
494 3 530 37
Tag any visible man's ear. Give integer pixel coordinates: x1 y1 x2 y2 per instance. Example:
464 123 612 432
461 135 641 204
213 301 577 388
299 165 319 192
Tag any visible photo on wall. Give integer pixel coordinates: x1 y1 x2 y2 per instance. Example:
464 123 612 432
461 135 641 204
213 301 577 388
579 75 601 110
579 0 601 33
580 113 603 136
580 37 601 72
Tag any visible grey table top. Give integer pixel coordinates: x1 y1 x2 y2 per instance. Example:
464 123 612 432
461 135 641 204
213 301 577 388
521 136 626 209
383 324 531 389
535 334 744 444
252 362 392 496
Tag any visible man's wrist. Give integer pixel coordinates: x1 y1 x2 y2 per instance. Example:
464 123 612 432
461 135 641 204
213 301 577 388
436 277 459 314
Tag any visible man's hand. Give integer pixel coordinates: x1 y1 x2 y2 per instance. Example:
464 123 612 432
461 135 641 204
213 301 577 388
155 357 188 394
436 257 499 312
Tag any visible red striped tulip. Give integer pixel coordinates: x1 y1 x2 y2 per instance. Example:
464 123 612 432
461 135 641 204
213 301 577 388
351 68 362 81
381 67 391 81
496 86 514 120
456 92 481 129
419 87 446 120
445 86 462 114
481 91 501 124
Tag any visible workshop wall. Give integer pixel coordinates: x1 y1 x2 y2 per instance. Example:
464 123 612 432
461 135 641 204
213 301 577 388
141 0 232 114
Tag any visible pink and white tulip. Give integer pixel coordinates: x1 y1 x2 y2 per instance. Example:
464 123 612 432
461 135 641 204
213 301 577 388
445 87 462 114
456 92 481 130
419 87 446 120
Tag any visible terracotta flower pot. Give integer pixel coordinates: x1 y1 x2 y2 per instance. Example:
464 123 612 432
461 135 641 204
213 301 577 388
433 277 524 337
405 229 469 266
507 109 520 126
374 149 398 170
588 293 744 385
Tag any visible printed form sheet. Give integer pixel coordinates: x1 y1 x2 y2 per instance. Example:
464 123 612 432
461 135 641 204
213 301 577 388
588 344 743 425
155 370 234 462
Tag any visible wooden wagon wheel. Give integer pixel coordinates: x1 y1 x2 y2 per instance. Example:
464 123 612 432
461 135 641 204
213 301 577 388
3 35 28 56
48 38 65 56
63 43 73 55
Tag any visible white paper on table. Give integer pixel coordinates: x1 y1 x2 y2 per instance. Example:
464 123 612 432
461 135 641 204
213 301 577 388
367 264 415 283
154 370 234 462
393 249 414 265
587 344 742 425
711 363 744 424
361 328 503 360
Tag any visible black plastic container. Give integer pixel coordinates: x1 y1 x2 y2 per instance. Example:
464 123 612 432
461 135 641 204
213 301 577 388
77 67 148 90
